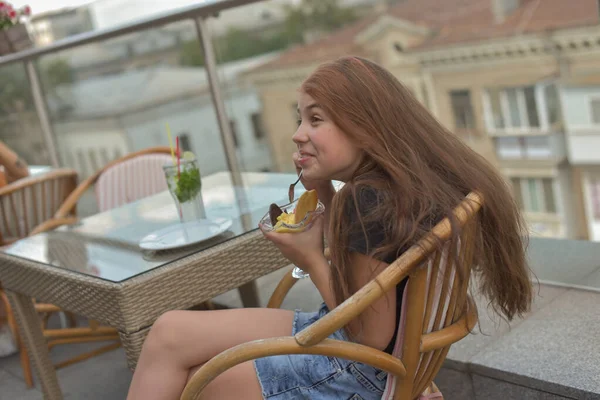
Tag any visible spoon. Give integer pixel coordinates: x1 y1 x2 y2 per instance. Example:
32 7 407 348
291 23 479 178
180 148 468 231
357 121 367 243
288 170 303 203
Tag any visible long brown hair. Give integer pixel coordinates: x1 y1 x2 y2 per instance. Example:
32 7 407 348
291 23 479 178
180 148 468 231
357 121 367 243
301 56 532 322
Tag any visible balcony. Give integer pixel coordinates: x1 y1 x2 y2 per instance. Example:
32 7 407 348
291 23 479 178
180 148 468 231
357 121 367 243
493 132 568 166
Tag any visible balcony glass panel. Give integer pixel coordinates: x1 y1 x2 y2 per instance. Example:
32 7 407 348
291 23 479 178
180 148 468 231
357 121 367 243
35 21 238 216
496 137 523 159
524 136 551 159
0 64 50 166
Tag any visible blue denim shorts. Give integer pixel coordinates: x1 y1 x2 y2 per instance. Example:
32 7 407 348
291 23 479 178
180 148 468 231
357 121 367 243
253 303 388 399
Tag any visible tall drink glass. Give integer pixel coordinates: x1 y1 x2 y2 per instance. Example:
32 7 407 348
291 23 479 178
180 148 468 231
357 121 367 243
163 158 205 223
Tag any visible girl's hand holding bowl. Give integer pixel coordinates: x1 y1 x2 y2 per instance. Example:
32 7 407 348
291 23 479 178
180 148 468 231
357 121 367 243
260 190 326 273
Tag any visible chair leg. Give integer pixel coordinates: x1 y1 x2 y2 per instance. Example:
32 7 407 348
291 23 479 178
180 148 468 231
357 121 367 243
1 290 34 388
18 338 34 388
65 312 78 328
53 341 121 370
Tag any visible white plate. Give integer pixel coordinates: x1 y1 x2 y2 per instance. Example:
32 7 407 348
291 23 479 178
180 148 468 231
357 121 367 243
139 218 233 251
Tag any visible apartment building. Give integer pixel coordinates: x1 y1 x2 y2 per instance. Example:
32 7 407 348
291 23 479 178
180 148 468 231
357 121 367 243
245 0 600 240
561 76 600 241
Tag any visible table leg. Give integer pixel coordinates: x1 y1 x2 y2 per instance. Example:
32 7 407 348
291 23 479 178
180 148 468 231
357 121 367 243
237 281 260 308
6 291 63 400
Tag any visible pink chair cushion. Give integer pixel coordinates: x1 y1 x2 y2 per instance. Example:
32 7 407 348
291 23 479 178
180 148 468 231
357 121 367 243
95 153 173 212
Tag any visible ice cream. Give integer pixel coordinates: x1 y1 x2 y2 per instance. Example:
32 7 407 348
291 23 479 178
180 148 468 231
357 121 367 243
271 190 319 233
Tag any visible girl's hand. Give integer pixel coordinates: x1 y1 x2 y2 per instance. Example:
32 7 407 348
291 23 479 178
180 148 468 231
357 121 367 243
260 214 326 274
292 152 334 196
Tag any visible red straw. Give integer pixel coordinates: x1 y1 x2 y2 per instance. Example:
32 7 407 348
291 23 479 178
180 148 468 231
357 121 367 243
176 136 181 179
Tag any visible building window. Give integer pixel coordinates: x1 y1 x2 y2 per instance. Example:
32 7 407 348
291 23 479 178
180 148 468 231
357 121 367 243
179 133 192 152
506 88 522 127
513 177 557 213
544 84 561 125
511 178 524 210
527 178 540 212
591 179 600 220
542 178 556 213
229 120 239 148
487 88 505 129
590 98 600 125
251 113 265 139
524 87 540 127
485 86 545 131
449 90 475 129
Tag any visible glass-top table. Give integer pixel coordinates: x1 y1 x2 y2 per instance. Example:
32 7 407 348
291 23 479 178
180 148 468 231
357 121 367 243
2 171 302 283
0 171 304 400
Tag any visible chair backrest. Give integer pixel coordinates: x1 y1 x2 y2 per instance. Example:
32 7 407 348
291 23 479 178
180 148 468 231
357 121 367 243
0 169 78 245
95 151 173 212
382 193 481 400
53 147 175 219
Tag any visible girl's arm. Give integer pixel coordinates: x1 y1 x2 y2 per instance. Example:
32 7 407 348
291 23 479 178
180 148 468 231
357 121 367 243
307 256 336 312
346 252 397 351
0 141 29 183
306 248 396 351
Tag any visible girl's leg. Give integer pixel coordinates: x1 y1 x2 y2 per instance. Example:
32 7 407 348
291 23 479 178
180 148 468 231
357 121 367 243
127 307 294 400
194 360 263 400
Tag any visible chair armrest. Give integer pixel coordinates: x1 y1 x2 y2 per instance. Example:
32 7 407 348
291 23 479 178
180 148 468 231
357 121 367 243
266 268 298 309
181 337 406 400
30 216 79 236
54 174 98 219
420 296 477 353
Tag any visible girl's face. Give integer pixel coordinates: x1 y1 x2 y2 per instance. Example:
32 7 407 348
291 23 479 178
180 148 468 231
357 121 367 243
293 91 363 182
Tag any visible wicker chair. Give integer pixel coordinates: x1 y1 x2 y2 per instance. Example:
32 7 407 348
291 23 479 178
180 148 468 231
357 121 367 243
54 146 173 218
0 169 77 246
181 192 483 400
0 169 118 387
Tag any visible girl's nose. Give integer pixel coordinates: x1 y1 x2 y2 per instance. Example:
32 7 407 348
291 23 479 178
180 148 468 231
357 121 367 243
292 124 308 144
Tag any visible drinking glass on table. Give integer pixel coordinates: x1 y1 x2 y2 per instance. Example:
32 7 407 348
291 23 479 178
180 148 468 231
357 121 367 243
163 154 206 223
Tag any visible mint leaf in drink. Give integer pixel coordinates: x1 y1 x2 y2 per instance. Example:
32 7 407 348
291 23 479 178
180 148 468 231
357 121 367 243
174 167 201 203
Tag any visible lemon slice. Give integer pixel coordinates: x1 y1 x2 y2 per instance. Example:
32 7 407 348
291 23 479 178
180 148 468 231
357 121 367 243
182 151 196 161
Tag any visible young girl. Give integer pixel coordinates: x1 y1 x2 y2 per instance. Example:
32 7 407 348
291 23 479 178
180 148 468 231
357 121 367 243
127 57 532 400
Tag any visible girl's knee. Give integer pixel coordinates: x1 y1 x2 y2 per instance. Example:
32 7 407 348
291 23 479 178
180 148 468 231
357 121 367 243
145 310 189 355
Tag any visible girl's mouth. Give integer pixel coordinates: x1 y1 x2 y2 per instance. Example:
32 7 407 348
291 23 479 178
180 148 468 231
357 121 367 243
298 155 313 165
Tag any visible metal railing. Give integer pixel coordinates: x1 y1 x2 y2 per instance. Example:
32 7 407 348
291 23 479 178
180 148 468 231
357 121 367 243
0 0 265 191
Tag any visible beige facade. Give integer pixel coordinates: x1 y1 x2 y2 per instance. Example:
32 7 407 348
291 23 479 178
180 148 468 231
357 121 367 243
246 14 600 240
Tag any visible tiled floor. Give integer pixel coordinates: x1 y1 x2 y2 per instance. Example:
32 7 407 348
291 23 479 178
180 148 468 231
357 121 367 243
2 261 599 399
